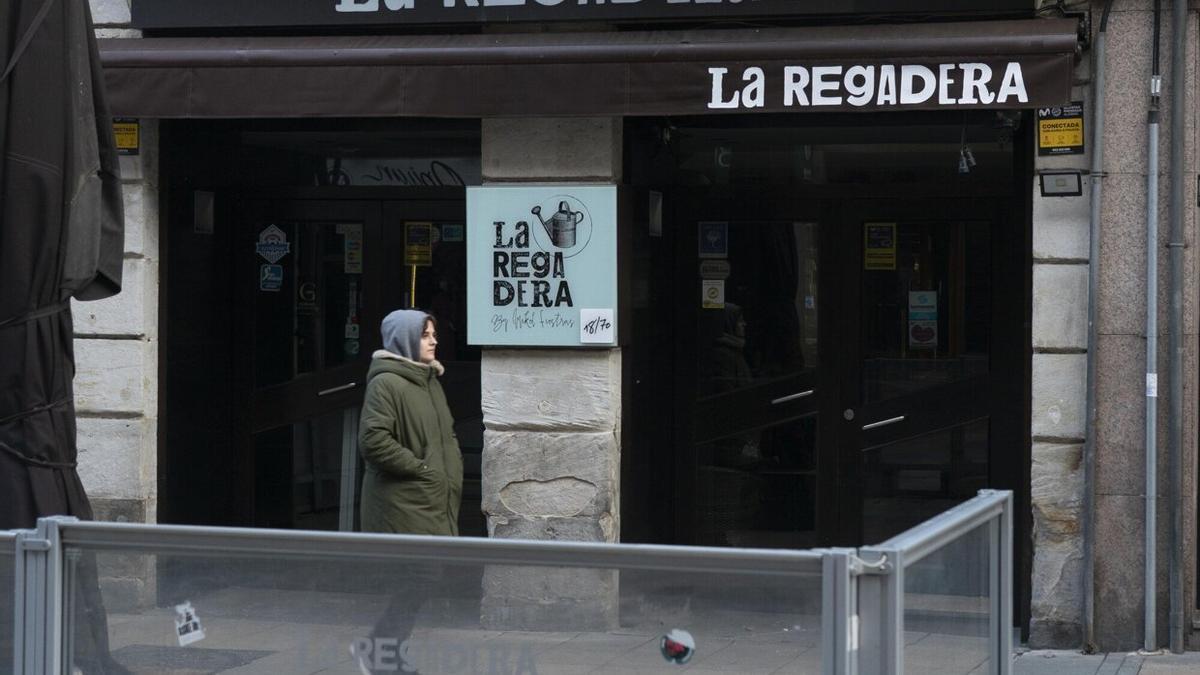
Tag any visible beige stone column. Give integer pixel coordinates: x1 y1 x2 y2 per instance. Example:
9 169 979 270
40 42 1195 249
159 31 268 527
479 118 623 630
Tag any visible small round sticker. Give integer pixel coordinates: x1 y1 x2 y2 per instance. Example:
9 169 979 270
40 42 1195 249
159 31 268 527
660 629 695 665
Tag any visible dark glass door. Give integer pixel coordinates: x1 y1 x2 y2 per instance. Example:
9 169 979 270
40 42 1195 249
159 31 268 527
673 193 829 548
235 199 383 531
833 199 1004 544
232 193 483 534
673 192 1019 549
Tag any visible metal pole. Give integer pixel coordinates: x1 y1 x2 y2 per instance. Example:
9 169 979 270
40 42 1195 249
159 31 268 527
1166 0 1188 653
1083 6 1113 650
1145 115 1160 652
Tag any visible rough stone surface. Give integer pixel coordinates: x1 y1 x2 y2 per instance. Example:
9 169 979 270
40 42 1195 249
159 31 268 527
1028 443 1084 648
74 338 154 414
489 515 615 543
1094 494 1145 651
89 0 130 25
76 417 155 501
482 431 617 522
71 259 157 337
1031 353 1086 439
1032 264 1088 349
481 350 621 433
482 118 621 182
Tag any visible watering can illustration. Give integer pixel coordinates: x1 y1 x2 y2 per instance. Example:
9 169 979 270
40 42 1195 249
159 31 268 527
532 201 584 248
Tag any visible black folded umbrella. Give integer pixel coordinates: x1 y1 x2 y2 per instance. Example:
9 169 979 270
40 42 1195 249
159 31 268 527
0 0 124 531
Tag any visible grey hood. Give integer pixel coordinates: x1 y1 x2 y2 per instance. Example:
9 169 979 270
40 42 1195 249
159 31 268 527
380 309 430 361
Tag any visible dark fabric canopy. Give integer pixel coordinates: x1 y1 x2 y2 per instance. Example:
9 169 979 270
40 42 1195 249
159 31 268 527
96 18 1080 118
0 0 124 531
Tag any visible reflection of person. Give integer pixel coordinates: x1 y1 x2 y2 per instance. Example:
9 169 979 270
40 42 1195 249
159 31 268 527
700 304 760 466
357 310 463 674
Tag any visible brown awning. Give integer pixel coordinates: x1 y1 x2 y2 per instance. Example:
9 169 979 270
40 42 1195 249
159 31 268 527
98 19 1079 118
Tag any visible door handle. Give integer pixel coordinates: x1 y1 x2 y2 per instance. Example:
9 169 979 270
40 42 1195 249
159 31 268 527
318 382 357 397
862 415 905 431
771 389 814 405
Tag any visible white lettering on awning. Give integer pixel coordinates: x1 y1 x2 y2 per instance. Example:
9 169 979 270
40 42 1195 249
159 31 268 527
707 62 1030 110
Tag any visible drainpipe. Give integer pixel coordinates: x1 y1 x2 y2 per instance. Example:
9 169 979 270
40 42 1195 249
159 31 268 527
1083 0 1115 653
1144 0 1162 653
1167 0 1187 654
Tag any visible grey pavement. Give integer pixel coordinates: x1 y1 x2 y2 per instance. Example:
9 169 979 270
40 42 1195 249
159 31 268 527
1015 649 1200 675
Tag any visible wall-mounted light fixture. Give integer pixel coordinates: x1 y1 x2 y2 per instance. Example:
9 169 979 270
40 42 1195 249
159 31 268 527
1039 171 1083 197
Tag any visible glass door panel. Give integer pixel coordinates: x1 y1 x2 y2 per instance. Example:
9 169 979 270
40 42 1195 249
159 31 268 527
685 218 823 548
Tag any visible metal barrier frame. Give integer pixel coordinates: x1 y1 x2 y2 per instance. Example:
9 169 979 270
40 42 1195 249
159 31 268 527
6 490 1012 675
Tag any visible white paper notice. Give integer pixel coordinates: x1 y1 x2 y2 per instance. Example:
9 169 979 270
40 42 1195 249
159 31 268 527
580 308 614 344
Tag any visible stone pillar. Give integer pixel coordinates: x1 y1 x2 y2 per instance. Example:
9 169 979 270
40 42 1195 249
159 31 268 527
74 0 158 610
479 118 623 630
1087 3 1199 652
1027 54 1092 647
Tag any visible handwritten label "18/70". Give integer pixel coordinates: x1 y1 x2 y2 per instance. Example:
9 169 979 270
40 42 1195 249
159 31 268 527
579 308 614 345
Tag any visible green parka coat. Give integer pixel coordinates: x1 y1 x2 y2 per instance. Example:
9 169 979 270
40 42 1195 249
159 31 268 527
358 351 463 536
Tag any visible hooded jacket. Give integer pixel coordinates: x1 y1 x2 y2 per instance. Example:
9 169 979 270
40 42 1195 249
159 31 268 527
358 311 462 535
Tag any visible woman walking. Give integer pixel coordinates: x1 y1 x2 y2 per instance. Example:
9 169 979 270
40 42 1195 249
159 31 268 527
356 309 462 674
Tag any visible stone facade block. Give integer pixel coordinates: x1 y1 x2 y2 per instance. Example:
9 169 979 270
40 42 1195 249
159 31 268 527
74 338 154 414
1031 353 1086 439
481 350 620 432
1032 184 1089 261
122 182 160 260
89 0 131 26
1033 264 1088 349
76 417 155 501
482 118 622 182
1094 334 1151 497
71 258 157 338
482 431 618 522
1028 443 1084 647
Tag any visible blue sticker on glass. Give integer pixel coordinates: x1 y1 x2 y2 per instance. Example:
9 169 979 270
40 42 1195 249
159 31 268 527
698 221 728 258
260 264 283 292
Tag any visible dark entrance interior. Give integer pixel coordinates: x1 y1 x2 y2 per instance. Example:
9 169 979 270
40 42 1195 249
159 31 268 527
623 112 1032 627
159 119 485 536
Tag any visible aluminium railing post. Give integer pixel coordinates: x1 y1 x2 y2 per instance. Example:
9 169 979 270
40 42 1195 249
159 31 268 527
999 491 1014 675
15 517 71 674
856 546 902 675
980 489 1013 675
821 548 858 675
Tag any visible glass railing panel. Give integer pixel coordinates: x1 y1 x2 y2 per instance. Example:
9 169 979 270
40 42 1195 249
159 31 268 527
62 545 823 674
902 522 992 675
1 536 13 672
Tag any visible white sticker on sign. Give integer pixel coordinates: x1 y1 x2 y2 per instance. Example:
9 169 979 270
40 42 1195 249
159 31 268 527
174 601 205 647
1147 373 1158 398
580 308 614 344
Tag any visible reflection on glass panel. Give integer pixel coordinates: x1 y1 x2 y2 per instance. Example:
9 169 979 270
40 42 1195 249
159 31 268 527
861 221 989 404
0 548 12 670
254 221 365 388
68 550 822 674
903 523 992 675
863 419 989 544
698 221 818 391
696 416 818 549
254 408 359 531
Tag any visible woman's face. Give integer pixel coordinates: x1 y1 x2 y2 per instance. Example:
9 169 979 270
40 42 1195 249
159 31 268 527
419 320 438 364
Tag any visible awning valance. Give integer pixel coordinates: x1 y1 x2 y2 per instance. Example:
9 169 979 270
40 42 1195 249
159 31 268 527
98 19 1080 118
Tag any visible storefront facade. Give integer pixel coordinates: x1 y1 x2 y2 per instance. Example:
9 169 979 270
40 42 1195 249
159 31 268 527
77 0 1198 651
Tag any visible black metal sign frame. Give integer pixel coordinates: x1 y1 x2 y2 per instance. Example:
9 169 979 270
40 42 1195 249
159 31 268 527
131 0 1032 30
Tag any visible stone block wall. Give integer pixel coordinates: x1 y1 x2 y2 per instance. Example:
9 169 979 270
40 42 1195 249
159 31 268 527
75 0 157 610
479 119 623 630
1032 1 1200 652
